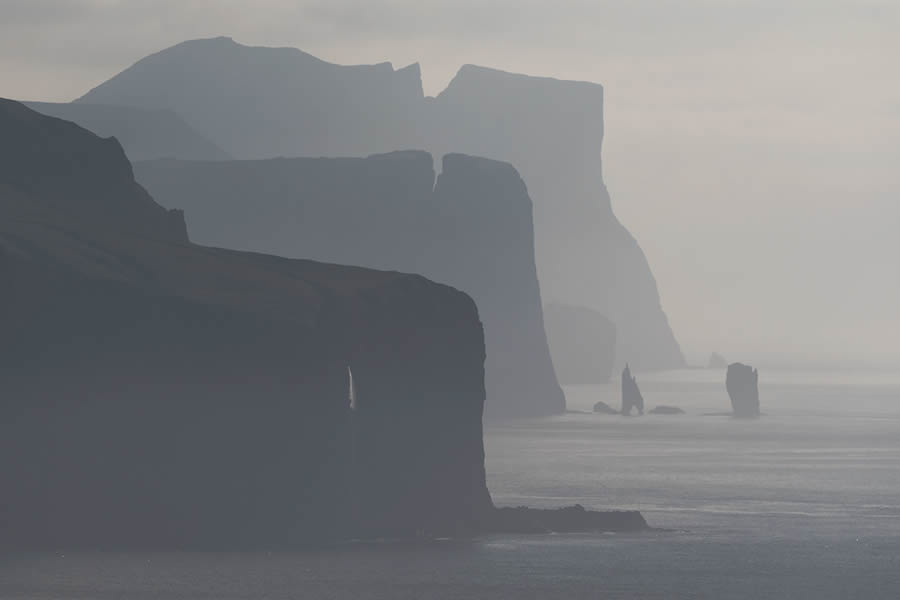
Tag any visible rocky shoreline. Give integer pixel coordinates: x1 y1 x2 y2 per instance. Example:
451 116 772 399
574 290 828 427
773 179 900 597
485 505 648 534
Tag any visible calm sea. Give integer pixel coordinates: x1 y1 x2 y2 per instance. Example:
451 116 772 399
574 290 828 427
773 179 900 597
3 369 899 599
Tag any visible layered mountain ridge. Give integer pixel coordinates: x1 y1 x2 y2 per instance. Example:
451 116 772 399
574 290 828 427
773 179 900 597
76 36 684 374
135 151 565 418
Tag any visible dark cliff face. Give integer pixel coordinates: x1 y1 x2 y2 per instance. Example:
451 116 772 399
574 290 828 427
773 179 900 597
135 152 565 418
544 304 617 383
0 100 491 547
24 101 231 161
74 37 684 375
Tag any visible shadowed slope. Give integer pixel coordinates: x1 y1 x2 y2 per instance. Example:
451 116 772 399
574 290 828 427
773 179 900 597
0 98 491 547
24 101 230 161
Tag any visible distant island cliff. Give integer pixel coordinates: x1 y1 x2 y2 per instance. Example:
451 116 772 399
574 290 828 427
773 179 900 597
0 99 645 547
71 36 685 378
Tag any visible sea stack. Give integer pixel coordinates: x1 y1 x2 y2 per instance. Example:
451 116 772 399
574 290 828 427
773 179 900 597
621 364 644 416
726 363 760 418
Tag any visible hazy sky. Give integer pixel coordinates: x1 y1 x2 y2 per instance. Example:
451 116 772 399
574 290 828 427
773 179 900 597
2 0 898 368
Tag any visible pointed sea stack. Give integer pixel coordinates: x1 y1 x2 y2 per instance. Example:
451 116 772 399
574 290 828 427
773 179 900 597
621 364 644 416
726 363 760 418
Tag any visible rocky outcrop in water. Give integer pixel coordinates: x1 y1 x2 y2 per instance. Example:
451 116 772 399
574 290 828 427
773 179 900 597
593 401 619 415
726 363 760 418
621 364 645 416
544 304 616 383
135 152 564 418
488 505 647 534
0 99 493 547
74 36 685 376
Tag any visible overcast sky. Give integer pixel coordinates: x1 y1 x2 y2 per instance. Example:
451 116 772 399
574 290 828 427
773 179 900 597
2 0 898 368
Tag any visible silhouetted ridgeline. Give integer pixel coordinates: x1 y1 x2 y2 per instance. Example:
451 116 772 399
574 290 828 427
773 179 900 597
24 101 231 161
0 99 491 546
77 36 422 159
135 152 565 418
75 36 684 374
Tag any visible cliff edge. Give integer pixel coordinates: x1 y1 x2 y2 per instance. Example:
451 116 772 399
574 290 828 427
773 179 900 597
0 99 491 547
135 151 565 418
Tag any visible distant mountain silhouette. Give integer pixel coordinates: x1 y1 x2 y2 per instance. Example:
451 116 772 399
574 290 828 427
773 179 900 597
78 36 422 159
24 101 230 161
0 99 492 547
544 304 616 383
708 352 729 369
76 37 684 373
135 152 565 418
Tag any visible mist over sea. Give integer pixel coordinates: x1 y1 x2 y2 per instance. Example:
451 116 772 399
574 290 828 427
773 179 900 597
3 369 899 599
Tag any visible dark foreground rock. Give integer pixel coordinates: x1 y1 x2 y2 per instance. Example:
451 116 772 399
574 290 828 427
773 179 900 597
0 99 491 548
593 401 620 415
486 505 648 534
649 405 686 415
726 362 761 418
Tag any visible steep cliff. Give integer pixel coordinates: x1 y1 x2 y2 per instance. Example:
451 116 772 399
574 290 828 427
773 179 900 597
24 101 230 161
75 37 684 374
0 98 188 243
135 152 565 418
429 65 685 372
544 304 617 383
0 99 492 547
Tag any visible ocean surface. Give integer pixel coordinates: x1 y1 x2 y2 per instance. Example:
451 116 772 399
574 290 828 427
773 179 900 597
3 369 899 599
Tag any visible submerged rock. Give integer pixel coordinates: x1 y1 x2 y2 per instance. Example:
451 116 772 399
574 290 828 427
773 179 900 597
593 401 619 415
726 362 760 418
649 405 685 415
621 364 645 415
